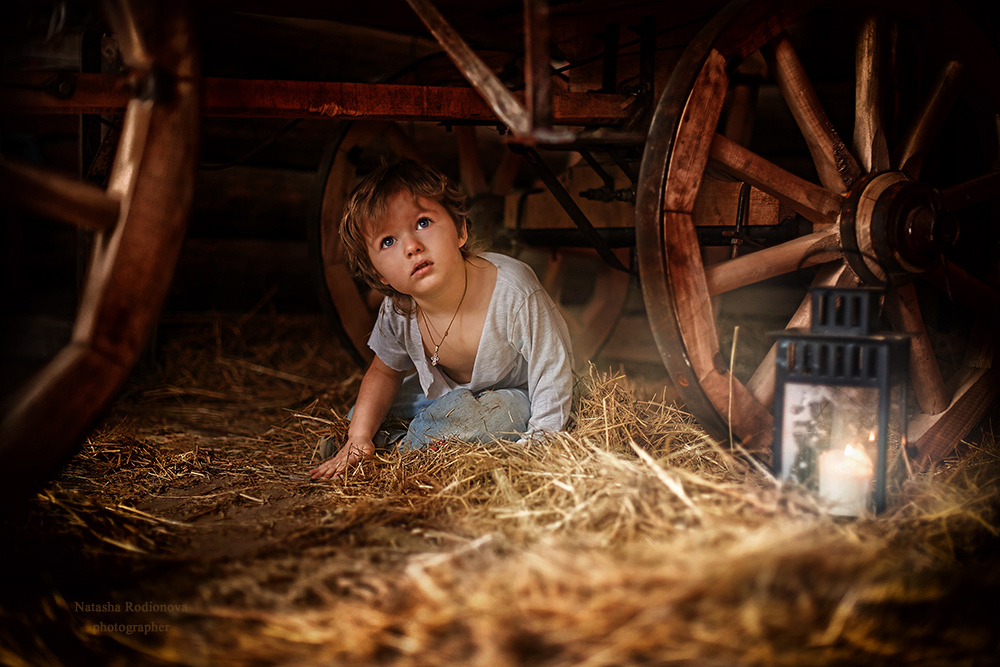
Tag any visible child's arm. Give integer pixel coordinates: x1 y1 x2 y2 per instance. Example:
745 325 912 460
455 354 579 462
310 355 405 479
518 289 574 438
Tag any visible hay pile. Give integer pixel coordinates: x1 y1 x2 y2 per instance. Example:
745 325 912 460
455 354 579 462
1 314 998 667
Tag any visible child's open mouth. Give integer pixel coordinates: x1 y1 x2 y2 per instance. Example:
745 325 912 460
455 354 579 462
411 260 432 276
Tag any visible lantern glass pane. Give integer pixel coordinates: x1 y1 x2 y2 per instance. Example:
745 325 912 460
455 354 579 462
885 380 909 494
779 382 879 515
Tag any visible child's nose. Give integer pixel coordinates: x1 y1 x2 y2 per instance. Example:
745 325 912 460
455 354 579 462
404 234 423 255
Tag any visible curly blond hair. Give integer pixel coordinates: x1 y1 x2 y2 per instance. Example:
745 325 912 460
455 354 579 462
340 159 474 314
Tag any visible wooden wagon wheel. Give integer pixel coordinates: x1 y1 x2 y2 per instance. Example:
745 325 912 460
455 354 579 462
636 0 1000 462
310 120 629 368
0 1 200 500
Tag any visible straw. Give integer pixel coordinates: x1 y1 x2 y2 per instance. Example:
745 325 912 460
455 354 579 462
2 313 997 667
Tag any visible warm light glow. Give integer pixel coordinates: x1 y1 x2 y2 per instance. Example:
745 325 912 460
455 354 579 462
819 444 875 516
868 431 876 443
842 444 873 471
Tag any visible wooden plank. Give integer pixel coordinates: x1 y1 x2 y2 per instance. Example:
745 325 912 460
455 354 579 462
0 73 632 124
693 177 780 227
0 159 121 232
190 166 313 239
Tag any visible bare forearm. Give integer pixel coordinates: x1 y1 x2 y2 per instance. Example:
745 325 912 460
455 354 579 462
349 356 405 439
310 355 404 480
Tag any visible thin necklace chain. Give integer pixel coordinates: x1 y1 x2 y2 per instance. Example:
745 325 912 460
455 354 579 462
420 262 468 366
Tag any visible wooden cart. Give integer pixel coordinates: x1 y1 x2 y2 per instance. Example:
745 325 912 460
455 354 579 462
2 0 998 499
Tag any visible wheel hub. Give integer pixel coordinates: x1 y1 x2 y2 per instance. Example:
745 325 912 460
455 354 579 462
840 172 959 285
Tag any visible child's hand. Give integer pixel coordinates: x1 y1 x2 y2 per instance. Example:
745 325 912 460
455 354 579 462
309 437 375 480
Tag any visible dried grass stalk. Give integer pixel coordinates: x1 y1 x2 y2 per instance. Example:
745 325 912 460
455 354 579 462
4 318 997 667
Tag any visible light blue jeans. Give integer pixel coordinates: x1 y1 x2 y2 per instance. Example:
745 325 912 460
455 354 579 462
351 375 531 450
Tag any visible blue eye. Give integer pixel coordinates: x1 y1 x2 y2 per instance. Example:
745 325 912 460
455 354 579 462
417 217 431 229
380 236 395 249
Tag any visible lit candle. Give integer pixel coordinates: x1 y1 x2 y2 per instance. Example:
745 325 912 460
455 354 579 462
818 444 874 516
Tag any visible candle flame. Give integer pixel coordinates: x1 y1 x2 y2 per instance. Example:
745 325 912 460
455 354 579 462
869 431 876 443
841 443 874 471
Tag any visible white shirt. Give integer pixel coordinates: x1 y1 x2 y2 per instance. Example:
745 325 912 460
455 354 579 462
368 252 574 435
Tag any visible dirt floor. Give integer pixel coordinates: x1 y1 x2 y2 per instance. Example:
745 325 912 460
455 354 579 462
1 312 999 666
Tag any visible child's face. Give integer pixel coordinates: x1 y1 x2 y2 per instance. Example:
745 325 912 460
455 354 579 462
366 191 468 300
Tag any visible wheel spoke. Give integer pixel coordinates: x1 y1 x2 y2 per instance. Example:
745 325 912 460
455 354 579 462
721 81 757 146
455 125 488 196
325 263 375 357
0 158 121 232
85 97 154 286
942 170 1000 210
383 122 424 160
767 34 861 192
854 15 890 173
895 61 967 178
709 134 843 226
910 366 1000 466
926 261 1000 314
102 0 153 70
545 249 631 363
1 0 200 501
884 283 950 415
746 262 854 407
105 98 153 201
638 0 998 459
705 228 840 296
910 308 999 465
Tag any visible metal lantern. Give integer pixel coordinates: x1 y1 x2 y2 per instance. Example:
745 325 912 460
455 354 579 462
772 287 911 516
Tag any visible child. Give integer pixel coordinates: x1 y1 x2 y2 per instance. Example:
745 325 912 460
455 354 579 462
310 158 574 480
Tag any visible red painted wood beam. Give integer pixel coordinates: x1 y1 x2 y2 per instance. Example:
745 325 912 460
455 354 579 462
0 72 630 125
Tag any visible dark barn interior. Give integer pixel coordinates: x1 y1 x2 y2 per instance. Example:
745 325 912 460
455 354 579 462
2 1 1000 665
